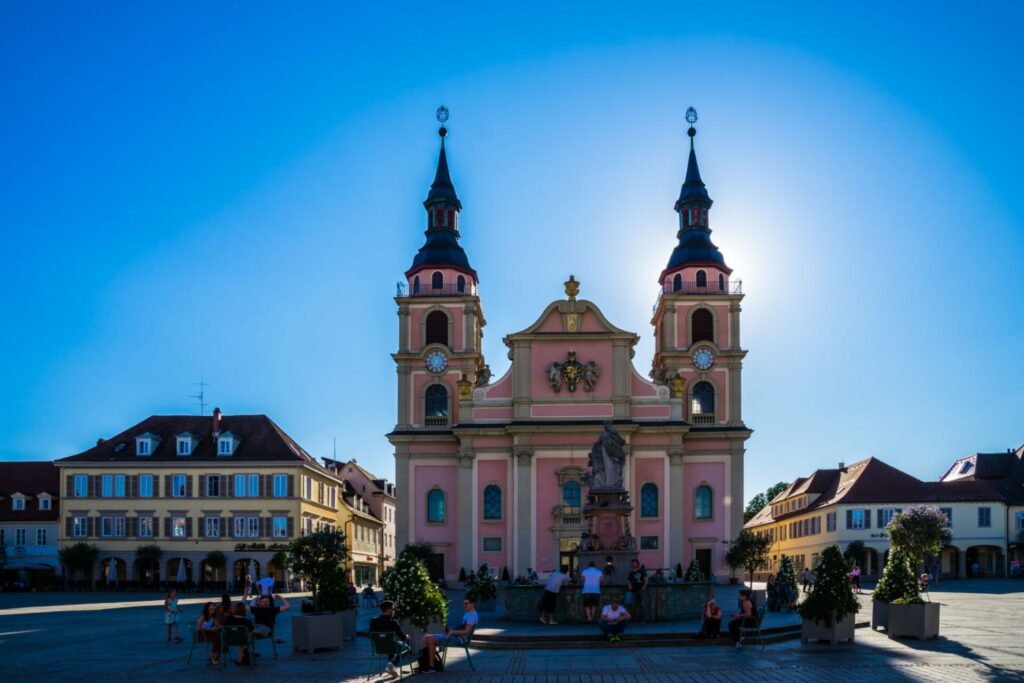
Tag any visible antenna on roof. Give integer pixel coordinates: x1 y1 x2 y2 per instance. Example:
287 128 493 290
189 379 210 415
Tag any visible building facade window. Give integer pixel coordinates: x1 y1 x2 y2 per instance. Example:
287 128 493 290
139 474 153 498
827 511 836 532
482 537 502 552
424 384 449 426
72 516 87 537
207 475 221 497
171 516 187 538
101 475 113 497
36 528 47 545
640 483 659 518
691 382 715 420
171 474 187 497
457 275 466 293
978 507 991 528
137 439 151 456
248 475 259 497
696 270 707 288
205 517 220 538
939 507 953 527
16 529 26 546
694 485 713 520
13 498 25 510
74 474 88 497
691 309 714 344
139 516 153 538
847 509 869 530
273 516 288 538
640 536 659 550
878 508 901 528
114 474 125 497
427 489 446 523
431 271 443 290
483 485 502 520
218 437 233 455
562 481 581 507
39 497 51 511
425 311 449 347
101 516 112 537
273 474 288 497
177 437 192 456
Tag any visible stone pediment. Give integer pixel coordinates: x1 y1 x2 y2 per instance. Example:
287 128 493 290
503 298 640 345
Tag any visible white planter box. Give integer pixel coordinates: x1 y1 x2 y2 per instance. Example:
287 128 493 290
888 602 940 640
871 601 889 631
341 609 357 641
801 613 856 645
291 613 344 653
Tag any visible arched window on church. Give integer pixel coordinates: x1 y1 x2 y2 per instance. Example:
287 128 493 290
562 481 581 508
694 485 713 520
640 483 659 518
718 273 725 292
427 489 446 523
483 484 502 520
431 271 444 290
457 275 466 293
691 382 715 423
696 270 707 288
424 384 449 427
672 273 682 292
425 311 449 347
692 309 714 344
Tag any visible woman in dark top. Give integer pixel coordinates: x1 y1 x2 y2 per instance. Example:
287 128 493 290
727 590 756 648
223 602 255 664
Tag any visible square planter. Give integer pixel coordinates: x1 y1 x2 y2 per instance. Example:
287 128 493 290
341 609 357 641
801 613 856 645
871 601 889 631
291 613 344 653
401 618 444 653
888 602 940 640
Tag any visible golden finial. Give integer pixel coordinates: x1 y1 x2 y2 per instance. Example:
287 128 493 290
564 275 580 300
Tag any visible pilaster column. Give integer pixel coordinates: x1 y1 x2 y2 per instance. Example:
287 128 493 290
515 449 534 575
398 307 411 353
394 450 411 550
728 443 745 545
728 300 741 349
668 449 685 569
457 450 475 573
728 359 743 425
396 363 412 429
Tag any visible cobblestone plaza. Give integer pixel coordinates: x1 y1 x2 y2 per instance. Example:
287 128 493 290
2 581 1023 682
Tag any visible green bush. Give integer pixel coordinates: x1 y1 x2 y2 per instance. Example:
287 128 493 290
873 546 920 603
682 559 705 582
467 563 498 603
287 529 349 612
381 549 447 630
798 545 858 627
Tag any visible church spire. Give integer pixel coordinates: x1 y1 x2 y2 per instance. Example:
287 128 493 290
406 106 477 282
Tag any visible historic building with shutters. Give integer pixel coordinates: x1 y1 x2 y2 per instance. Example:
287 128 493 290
390 113 751 582
0 461 62 584
55 409 346 588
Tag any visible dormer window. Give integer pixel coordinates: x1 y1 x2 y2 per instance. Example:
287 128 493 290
136 433 159 456
176 432 197 456
39 495 52 511
217 432 238 456
12 496 26 511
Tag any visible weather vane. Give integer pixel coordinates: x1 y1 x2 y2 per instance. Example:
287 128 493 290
436 105 449 139
685 106 698 138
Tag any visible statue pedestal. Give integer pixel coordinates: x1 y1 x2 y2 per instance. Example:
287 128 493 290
577 489 636 584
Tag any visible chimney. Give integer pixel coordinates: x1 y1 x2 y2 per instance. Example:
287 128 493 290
838 461 845 470
212 407 222 435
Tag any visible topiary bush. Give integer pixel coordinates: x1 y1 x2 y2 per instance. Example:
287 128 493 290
381 549 447 630
775 554 798 592
873 546 920 604
798 545 859 627
682 559 705 582
467 563 498 603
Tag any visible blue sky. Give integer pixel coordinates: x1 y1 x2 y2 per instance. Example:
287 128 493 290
1 2 1022 502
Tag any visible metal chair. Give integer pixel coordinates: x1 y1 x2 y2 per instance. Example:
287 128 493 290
186 623 212 664
220 625 255 667
738 604 767 650
440 627 475 671
367 631 412 679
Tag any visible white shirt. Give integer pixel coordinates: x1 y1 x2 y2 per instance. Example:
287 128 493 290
545 571 569 593
581 567 603 594
601 604 628 622
257 576 275 596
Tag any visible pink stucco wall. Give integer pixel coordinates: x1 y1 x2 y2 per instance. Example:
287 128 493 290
531 403 614 418
413 464 459 576
474 406 514 421
534 458 575 572
630 369 661 397
631 404 671 419
683 461 726 571
477 459 510 570
633 457 667 569
482 370 513 399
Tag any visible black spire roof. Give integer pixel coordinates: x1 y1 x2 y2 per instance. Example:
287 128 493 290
664 120 731 275
407 124 477 279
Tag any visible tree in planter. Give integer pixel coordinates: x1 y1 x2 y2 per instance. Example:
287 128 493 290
775 554 798 591
729 529 773 587
886 506 951 572
60 542 99 582
682 559 705 583
271 550 289 581
466 563 498 604
315 565 358 612
501 566 511 583
288 529 349 612
770 554 799 610
843 540 866 569
381 549 447 630
204 550 227 585
872 546 920 604
725 544 744 582
798 545 859 627
135 544 163 586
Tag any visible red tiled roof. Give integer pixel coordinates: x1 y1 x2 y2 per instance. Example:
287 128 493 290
0 461 60 521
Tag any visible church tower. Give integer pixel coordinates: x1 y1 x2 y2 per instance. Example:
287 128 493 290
391 108 487 553
652 108 747 428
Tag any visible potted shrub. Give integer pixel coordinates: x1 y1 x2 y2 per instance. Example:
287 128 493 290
458 566 467 588
799 545 858 645
381 549 447 651
727 529 772 589
725 544 743 585
882 507 949 640
769 555 798 612
682 559 705 583
871 546 917 630
288 529 350 653
467 563 499 612
59 542 99 588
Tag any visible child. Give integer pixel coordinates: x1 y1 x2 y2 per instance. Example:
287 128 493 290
164 589 182 642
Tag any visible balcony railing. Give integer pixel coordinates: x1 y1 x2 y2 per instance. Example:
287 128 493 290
424 416 450 427
691 413 716 425
653 279 742 311
396 283 478 298
552 505 583 526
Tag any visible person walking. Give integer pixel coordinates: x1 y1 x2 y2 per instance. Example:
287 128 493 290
598 594 631 642
626 560 648 623
540 566 570 625
849 565 862 594
580 561 604 623
164 589 182 643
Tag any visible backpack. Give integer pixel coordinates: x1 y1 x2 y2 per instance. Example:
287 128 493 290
417 646 444 672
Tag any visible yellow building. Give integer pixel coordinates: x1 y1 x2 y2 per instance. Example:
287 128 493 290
746 450 1024 580
56 409 346 588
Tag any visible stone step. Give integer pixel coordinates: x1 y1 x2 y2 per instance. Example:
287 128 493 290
472 622 801 643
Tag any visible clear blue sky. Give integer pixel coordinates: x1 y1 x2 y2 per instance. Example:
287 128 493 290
2 2 1022 503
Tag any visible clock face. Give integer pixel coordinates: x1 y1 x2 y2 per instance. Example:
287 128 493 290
424 349 448 374
692 348 715 371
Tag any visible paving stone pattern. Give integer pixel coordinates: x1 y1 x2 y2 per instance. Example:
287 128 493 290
1 581 1023 682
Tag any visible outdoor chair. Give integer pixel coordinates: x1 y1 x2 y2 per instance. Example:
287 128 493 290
738 604 767 650
186 623 211 665
440 626 475 671
367 631 412 679
220 625 256 667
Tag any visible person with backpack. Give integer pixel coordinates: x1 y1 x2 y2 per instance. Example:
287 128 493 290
420 597 479 672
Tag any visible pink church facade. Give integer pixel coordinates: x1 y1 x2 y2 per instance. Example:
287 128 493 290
389 113 750 581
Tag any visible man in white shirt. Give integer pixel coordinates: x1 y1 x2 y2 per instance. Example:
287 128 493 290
580 561 604 623
540 566 570 625
599 593 631 642
256 575 276 597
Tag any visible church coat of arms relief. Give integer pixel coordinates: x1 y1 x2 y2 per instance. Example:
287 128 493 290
547 350 600 393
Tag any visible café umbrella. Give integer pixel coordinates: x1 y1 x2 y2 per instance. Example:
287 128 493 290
107 557 118 584
176 558 187 584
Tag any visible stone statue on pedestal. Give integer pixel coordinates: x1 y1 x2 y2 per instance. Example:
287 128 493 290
583 421 626 492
